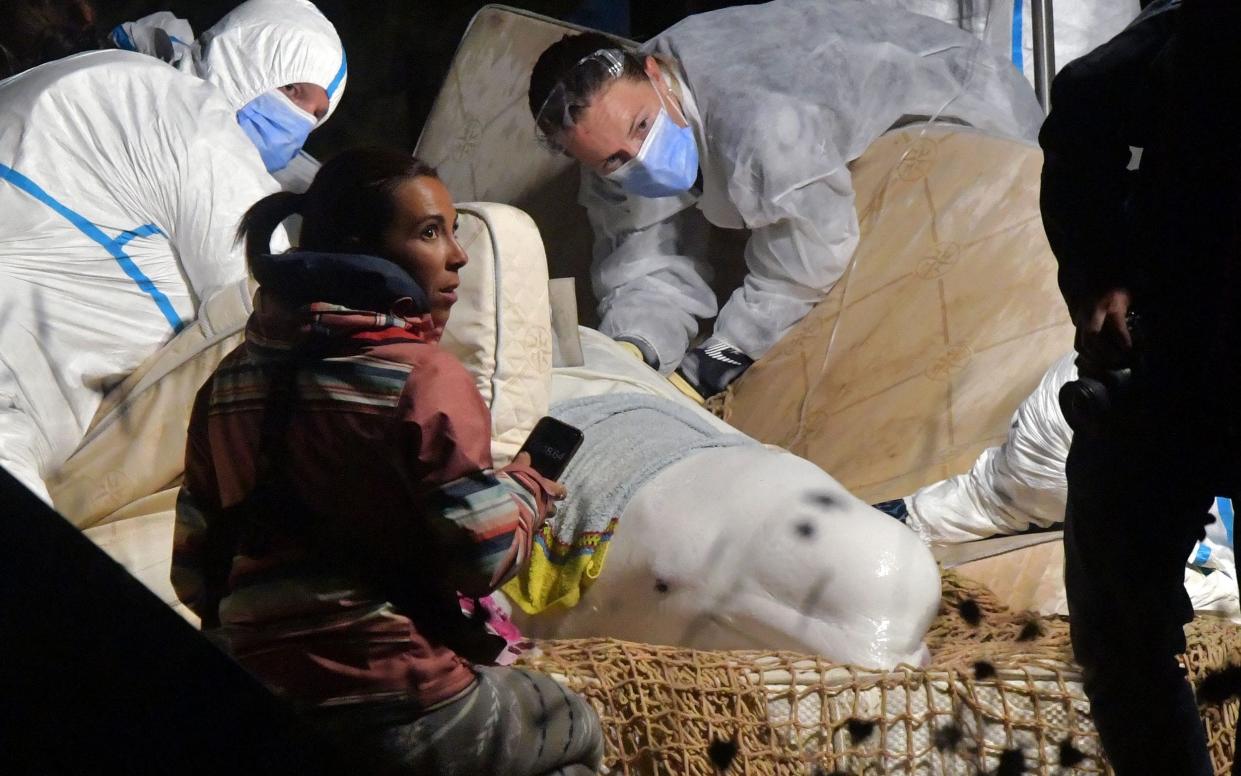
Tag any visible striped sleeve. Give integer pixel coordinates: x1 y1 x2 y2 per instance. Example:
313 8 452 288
424 470 537 595
398 347 559 594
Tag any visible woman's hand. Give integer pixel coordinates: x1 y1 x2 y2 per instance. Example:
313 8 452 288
510 452 567 501
504 452 566 530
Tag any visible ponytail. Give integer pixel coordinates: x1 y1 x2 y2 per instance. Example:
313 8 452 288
238 148 439 275
236 190 304 271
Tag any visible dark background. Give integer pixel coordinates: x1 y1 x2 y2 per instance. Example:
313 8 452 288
92 1 752 159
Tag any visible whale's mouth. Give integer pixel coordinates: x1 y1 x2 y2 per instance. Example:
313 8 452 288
675 591 930 669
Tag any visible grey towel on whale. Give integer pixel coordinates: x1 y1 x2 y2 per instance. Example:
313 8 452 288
548 393 758 550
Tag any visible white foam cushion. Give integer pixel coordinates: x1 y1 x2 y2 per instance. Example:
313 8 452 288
442 202 552 464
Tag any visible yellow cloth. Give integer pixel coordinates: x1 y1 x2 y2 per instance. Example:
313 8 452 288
617 337 704 405
616 340 645 363
502 516 619 614
667 370 705 405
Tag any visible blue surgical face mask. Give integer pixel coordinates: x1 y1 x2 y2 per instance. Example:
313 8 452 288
236 89 316 172
606 82 699 198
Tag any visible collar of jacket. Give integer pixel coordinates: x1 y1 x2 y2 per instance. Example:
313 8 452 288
247 251 437 354
252 251 430 313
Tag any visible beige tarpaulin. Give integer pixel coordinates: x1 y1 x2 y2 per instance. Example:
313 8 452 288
718 125 1074 505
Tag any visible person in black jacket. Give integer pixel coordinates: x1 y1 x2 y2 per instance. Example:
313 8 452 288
1039 1 1241 773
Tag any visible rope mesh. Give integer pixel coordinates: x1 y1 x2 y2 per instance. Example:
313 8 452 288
521 571 1241 774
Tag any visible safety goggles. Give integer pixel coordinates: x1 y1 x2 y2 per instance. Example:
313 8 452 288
534 48 628 152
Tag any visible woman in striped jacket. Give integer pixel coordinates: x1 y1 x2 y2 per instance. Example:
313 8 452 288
172 147 603 775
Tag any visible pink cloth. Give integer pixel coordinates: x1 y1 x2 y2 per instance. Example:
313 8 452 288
459 594 532 666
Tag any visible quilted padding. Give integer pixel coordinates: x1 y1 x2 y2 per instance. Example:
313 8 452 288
442 202 552 463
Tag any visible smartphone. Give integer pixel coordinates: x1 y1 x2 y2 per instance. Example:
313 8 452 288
517 417 584 480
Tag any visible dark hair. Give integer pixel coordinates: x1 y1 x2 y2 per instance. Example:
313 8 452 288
527 31 645 142
237 148 438 268
0 0 103 79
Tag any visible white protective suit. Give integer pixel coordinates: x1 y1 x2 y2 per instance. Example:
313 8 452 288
867 0 1142 87
111 0 347 192
0 51 283 503
582 0 1045 370
905 353 1235 592
907 353 1076 543
109 11 196 64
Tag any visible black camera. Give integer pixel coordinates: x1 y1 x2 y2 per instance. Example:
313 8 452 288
1059 311 1144 436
